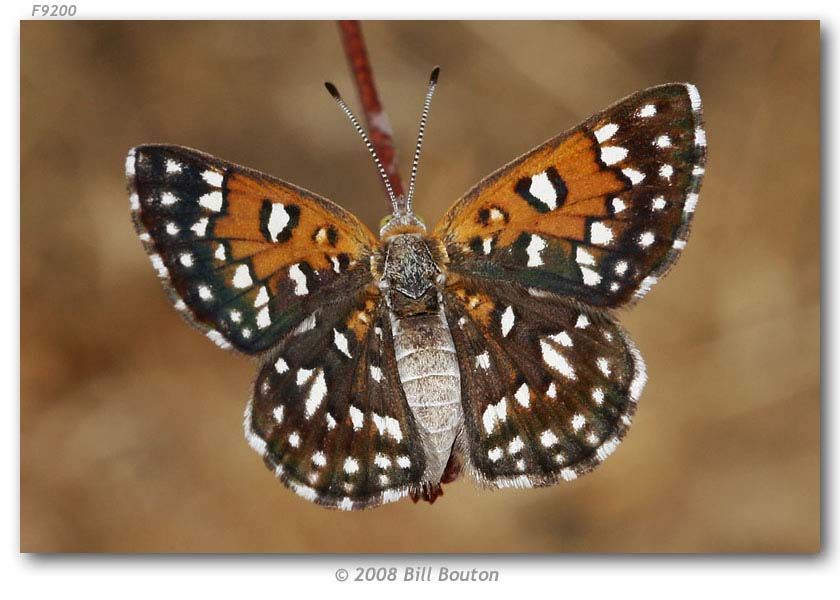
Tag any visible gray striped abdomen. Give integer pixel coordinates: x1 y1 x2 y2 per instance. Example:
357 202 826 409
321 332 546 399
391 309 462 482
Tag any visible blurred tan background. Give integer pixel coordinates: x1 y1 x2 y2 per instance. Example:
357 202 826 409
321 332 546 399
21 21 819 553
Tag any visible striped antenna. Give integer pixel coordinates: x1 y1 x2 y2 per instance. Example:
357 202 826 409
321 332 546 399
405 67 440 213
324 81 399 213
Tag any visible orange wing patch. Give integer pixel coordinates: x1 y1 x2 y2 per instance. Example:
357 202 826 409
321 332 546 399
435 83 706 309
129 144 380 355
435 131 626 250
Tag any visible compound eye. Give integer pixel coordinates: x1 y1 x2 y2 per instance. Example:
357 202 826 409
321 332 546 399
379 214 393 230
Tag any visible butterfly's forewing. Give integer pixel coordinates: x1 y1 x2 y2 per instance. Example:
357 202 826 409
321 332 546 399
443 280 644 487
435 83 706 307
244 286 428 509
127 144 377 354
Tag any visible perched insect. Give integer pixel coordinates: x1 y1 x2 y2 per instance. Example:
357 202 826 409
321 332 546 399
127 67 706 510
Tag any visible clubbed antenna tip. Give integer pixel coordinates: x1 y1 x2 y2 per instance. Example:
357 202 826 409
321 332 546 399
324 81 341 100
430 66 440 84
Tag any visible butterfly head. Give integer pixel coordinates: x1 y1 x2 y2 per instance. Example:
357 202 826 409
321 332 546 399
325 67 440 239
379 210 426 237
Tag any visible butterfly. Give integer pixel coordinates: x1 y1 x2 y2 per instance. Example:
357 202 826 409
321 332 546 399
127 67 706 510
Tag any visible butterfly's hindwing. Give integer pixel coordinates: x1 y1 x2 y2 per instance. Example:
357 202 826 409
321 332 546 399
128 144 377 354
444 279 645 487
436 83 706 308
245 287 428 510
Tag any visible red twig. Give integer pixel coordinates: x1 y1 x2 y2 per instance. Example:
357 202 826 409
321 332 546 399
337 20 404 202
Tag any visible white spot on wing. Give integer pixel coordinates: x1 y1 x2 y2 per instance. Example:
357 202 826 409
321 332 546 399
526 235 547 267
482 397 507 434
198 191 223 212
576 247 595 266
590 222 613 245
571 413 586 432
529 172 557 210
482 237 493 255
349 406 364 430
601 146 628 166
372 413 403 442
638 104 656 118
191 217 208 237
508 436 524 455
254 286 269 307
685 193 699 213
488 447 503 462
273 406 285 424
206 330 231 349
575 314 590 329
161 192 178 206
370 365 382 382
274 357 288 373
292 313 317 335
612 198 626 214
581 266 602 286
333 329 352 358
501 306 515 337
267 203 291 242
312 451 326 466
125 149 136 176
594 123 618 143
304 369 327 418
638 231 655 248
202 170 224 187
549 331 573 347
655 135 672 148
256 306 271 329
637 276 658 297
622 168 645 185
475 351 490 369
232 264 253 288
198 285 213 301
686 83 702 111
597 357 612 377
540 340 577 380
344 457 359 474
514 383 530 407
541 430 559 447
165 159 182 173
289 263 308 295
596 437 621 462
659 164 673 179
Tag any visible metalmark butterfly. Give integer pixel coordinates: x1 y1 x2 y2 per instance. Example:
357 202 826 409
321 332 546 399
127 68 706 510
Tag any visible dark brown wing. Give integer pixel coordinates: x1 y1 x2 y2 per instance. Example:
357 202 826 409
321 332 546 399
244 285 428 510
444 278 644 487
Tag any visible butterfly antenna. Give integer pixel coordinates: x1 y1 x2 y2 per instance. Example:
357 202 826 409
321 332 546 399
324 81 399 213
405 66 440 213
